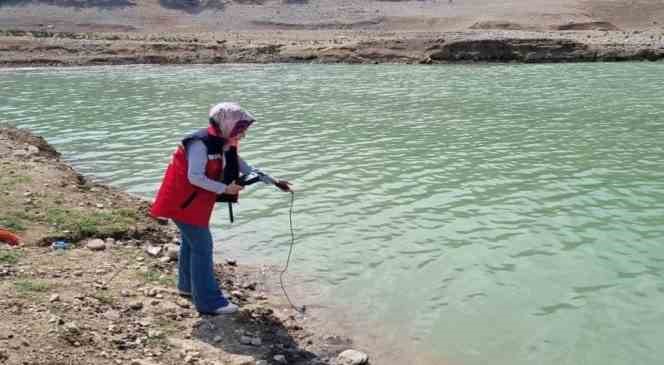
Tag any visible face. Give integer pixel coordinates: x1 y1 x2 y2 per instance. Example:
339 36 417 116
230 128 247 142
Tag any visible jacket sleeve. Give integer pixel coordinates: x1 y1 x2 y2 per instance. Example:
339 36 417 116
238 157 276 185
186 140 228 194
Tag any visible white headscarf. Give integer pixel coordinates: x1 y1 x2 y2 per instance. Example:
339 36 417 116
208 102 255 139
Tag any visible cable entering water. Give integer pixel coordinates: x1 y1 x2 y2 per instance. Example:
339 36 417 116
279 191 305 313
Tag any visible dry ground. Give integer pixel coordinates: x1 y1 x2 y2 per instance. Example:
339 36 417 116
0 125 361 365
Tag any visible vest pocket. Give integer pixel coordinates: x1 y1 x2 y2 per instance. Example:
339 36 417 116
180 191 198 209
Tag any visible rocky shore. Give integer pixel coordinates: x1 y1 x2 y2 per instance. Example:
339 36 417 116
1 28 664 66
0 125 369 365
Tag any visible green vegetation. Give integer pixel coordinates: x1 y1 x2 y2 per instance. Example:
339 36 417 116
14 280 50 293
0 250 21 265
0 174 32 189
140 268 174 286
0 215 26 232
46 207 138 239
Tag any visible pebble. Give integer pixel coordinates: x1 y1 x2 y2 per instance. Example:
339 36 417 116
165 244 180 260
213 335 223 343
336 349 369 365
49 294 60 302
86 239 106 251
240 336 252 345
129 301 143 310
175 298 190 309
273 354 287 364
145 245 162 257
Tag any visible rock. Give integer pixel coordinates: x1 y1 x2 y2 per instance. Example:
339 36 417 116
256 361 268 365
64 322 80 335
145 245 162 257
148 330 163 338
165 244 180 260
226 259 237 266
49 294 60 302
336 349 369 365
145 288 158 297
129 301 143 310
250 337 262 346
228 354 256 365
213 335 223 343
120 289 131 297
159 256 171 264
175 298 190 309
105 238 115 245
240 335 252 345
131 359 160 365
86 239 106 251
273 354 287 364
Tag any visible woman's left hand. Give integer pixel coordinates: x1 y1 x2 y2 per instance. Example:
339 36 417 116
275 180 292 192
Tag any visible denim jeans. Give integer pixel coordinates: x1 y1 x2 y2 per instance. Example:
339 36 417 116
174 220 229 314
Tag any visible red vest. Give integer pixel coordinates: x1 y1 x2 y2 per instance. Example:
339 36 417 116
150 126 228 227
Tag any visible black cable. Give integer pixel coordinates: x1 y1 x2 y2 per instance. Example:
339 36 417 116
279 191 305 313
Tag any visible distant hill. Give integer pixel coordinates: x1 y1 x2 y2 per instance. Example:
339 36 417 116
0 0 662 33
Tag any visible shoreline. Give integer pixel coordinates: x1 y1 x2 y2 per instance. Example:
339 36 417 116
1 29 664 67
0 125 368 365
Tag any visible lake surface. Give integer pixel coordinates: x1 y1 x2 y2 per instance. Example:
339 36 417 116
2 63 664 365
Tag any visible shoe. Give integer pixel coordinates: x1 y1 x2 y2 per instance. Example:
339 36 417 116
213 302 239 315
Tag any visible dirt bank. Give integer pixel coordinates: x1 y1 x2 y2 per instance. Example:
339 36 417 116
1 28 664 66
0 125 368 365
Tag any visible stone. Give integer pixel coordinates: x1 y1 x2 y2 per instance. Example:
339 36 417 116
129 301 143 310
145 246 162 257
240 336 252 345
159 256 171 264
273 354 287 364
175 298 190 309
130 359 160 365
336 349 369 365
165 244 180 260
86 239 106 251
250 337 262 346
49 294 60 302
213 335 223 343
256 361 268 365
228 354 256 365
105 238 116 245
103 310 121 321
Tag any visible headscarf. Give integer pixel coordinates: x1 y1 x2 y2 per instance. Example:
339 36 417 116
208 102 255 139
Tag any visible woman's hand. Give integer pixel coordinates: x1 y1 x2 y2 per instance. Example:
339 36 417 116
224 182 244 195
274 180 292 192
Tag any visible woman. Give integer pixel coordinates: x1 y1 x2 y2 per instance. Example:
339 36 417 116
150 102 291 315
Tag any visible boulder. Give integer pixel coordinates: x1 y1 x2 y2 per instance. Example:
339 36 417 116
86 239 106 251
337 349 369 365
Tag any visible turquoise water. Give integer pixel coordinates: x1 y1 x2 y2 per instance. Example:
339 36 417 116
2 63 664 365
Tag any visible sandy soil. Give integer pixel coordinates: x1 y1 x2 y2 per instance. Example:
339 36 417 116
0 125 365 365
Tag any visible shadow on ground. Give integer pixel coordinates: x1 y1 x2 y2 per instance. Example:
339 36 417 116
192 307 324 365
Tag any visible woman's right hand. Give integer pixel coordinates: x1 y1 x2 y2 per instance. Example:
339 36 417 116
224 182 244 195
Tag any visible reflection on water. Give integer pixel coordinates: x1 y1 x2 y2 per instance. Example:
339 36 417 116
2 63 664 365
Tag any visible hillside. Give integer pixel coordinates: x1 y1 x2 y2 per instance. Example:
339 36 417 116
0 0 663 33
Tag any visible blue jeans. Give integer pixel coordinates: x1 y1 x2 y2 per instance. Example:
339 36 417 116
174 220 229 314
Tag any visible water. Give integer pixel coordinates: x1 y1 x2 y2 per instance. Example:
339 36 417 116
2 63 664 365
